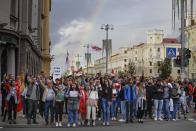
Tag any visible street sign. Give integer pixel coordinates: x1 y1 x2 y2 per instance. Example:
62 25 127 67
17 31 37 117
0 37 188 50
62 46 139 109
166 48 176 58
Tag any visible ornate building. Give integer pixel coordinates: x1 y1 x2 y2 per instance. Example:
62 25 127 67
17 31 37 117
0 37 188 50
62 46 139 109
0 0 51 83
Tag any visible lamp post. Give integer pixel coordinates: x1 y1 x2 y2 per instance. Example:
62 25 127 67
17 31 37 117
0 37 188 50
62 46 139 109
101 24 113 74
84 44 90 75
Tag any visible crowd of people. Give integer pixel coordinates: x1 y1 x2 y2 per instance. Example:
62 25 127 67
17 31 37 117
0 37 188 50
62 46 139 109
1 72 196 127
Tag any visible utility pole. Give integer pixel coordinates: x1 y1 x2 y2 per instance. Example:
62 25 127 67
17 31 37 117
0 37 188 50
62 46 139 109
75 54 81 70
84 44 90 75
180 0 186 80
101 24 113 74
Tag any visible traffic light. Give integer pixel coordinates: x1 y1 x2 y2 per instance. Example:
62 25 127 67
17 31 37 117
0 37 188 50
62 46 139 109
176 56 181 65
184 48 191 58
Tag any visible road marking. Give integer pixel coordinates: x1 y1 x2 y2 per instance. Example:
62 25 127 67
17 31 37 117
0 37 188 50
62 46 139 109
188 118 194 121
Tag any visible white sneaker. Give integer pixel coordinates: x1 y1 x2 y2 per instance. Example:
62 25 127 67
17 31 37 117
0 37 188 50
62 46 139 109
106 122 110 126
92 121 96 126
159 118 163 121
98 118 102 121
113 117 116 121
119 119 125 122
72 123 76 127
103 122 106 126
172 119 176 121
59 122 62 127
87 121 90 126
67 123 71 127
154 118 157 121
56 122 59 127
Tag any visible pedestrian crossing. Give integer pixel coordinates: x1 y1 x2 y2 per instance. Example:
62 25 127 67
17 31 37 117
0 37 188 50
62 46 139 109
188 118 196 123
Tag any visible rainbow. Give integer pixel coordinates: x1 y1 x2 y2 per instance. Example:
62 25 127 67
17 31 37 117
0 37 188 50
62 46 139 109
73 0 108 66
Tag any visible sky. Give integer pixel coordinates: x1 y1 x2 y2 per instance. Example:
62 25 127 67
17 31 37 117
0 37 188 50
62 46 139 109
50 0 195 74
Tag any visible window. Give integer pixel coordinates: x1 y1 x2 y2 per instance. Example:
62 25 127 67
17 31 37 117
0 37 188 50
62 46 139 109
124 59 127 62
157 61 161 66
28 0 33 28
150 69 152 73
177 70 180 74
158 69 160 73
135 57 137 61
124 50 127 54
11 0 16 16
150 62 152 66
150 48 152 52
157 48 160 52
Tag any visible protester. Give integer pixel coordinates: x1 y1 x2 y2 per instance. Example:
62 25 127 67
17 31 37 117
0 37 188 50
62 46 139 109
66 82 80 127
86 79 98 126
54 78 65 127
41 79 55 125
26 77 40 124
101 78 112 126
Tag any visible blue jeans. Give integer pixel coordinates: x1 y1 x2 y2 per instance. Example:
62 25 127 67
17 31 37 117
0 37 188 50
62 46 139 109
68 109 78 124
111 99 117 117
172 100 179 119
44 100 54 122
154 99 163 119
102 98 111 123
163 99 170 119
120 101 126 120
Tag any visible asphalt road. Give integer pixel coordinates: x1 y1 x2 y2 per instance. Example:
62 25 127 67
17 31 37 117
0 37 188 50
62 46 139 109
0 112 196 131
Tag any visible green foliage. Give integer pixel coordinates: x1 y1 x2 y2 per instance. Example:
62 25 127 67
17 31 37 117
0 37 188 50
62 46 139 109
127 62 136 76
158 58 172 79
118 70 125 78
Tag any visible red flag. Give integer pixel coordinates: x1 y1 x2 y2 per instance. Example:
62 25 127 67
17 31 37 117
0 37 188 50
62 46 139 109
91 45 102 51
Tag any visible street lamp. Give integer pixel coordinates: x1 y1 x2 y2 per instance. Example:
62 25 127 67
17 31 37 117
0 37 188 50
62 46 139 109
101 24 114 74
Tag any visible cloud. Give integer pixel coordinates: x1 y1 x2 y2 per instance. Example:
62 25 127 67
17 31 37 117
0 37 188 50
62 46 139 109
51 19 92 73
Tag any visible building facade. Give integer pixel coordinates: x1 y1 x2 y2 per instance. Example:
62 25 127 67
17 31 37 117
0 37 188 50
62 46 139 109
94 29 183 79
0 0 51 82
186 17 196 79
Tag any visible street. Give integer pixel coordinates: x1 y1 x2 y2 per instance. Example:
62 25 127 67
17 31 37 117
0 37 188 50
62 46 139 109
0 112 195 131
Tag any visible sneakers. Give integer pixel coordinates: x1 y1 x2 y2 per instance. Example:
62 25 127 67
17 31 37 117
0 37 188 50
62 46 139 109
172 119 176 121
92 121 96 126
98 117 102 121
154 117 157 121
158 118 163 121
67 123 71 127
56 122 59 127
106 122 110 126
103 122 106 126
59 122 62 127
87 121 90 126
119 119 125 122
72 123 76 127
113 117 116 121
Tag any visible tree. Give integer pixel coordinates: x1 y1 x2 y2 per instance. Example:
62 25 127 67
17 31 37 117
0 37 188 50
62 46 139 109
127 62 136 76
158 58 172 79
118 70 125 78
